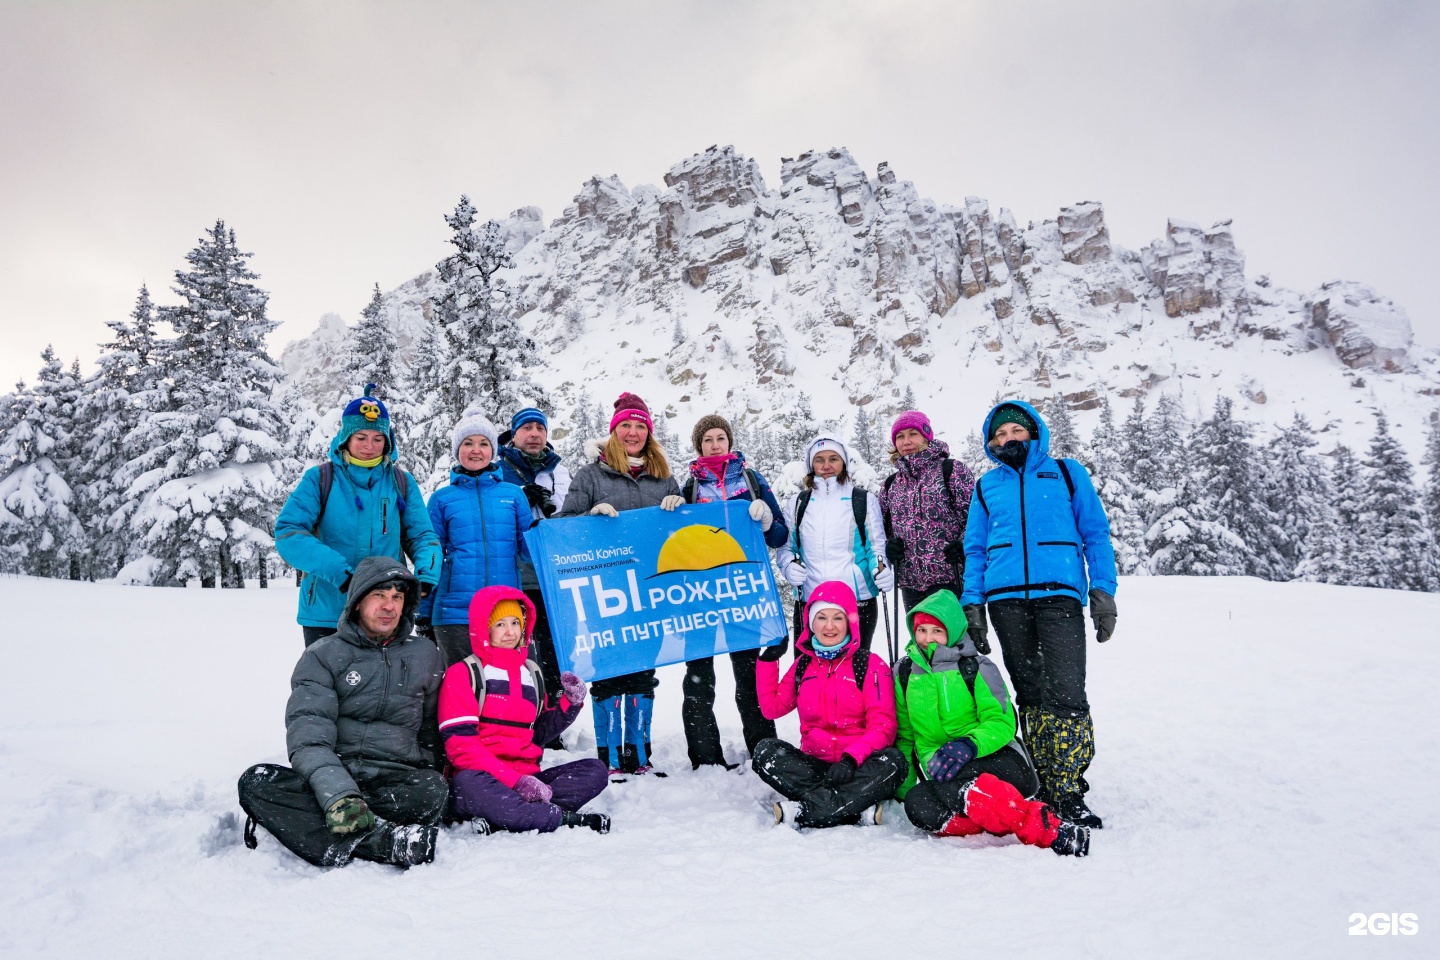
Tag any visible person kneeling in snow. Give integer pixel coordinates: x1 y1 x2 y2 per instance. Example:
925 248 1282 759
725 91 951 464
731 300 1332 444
895 590 1089 856
438 586 610 834
753 581 907 828
237 558 448 868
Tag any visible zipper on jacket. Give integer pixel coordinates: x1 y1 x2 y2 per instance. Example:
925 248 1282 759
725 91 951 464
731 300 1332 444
1018 466 1030 600
476 479 490 584
382 499 389 536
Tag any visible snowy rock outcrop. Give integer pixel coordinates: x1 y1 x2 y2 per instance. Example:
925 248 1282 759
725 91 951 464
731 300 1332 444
282 144 1439 454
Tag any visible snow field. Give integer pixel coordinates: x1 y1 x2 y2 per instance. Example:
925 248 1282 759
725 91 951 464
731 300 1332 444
0 575 1436 958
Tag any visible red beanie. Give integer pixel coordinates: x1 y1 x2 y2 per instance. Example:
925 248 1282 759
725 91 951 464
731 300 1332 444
913 612 947 636
609 392 654 434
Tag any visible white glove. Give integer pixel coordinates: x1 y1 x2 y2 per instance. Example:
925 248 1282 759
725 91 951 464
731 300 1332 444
660 495 685 511
783 560 807 587
589 503 619 518
748 499 773 530
874 562 895 593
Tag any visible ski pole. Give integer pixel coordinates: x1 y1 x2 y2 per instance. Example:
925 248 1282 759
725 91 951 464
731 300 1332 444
879 591 894 666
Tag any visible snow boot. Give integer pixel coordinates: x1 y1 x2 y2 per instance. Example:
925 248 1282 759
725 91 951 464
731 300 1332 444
959 773 1063 850
561 811 611 834
592 696 624 772
855 803 884 827
935 813 985 838
354 820 438 867
1051 792 1104 830
773 800 803 827
1050 820 1091 857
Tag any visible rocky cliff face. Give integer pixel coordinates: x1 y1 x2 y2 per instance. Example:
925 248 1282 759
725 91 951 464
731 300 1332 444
283 145 1439 455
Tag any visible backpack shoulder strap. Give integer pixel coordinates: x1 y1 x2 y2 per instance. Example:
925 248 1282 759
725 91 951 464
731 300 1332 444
959 655 979 696
940 457 959 515
974 473 989 515
682 477 696 503
898 658 914 697
793 651 813 696
850 487 868 546
851 648 870 690
464 653 487 716
315 462 335 529
525 659 547 709
792 489 813 560
1057 459 1076 500
881 473 898 537
392 463 409 511
744 468 762 499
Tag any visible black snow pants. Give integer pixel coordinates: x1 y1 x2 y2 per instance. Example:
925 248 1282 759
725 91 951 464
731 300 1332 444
792 597 879 651
902 744 1039 833
988 596 1088 715
751 738 907 828
237 763 448 867
432 624 472 669
301 626 335 647
681 650 776 767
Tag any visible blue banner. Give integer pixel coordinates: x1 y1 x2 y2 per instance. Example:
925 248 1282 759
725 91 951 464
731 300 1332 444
524 502 787 682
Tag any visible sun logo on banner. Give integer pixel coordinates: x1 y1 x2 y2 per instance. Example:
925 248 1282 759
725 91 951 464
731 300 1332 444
654 525 755 576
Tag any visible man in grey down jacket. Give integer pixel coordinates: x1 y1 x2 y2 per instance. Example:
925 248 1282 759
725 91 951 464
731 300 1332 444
238 556 448 867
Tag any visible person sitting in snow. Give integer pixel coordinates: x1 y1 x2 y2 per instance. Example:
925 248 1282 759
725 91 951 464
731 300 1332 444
237 557 447 868
961 399 1117 829
274 385 441 647
894 589 1090 856
438 586 611 834
752 580 907 828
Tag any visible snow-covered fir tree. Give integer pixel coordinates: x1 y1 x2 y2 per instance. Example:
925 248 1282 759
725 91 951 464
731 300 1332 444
1423 412 1440 565
121 221 292 587
1087 397 1147 574
397 316 451 490
1352 411 1431 591
0 347 86 578
350 283 399 396
1043 395 1081 460
1263 412 1329 579
433 196 547 424
850 405 881 468
1147 397 1252 576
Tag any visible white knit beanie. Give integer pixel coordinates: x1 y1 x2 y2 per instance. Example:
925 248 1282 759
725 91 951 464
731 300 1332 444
452 408 499 460
806 436 850 469
808 600 847 631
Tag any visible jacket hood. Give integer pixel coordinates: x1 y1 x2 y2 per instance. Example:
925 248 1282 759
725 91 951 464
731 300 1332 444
329 413 397 464
339 556 420 644
906 588 975 658
981 400 1050 467
499 443 561 476
466 585 537 666
797 580 862 656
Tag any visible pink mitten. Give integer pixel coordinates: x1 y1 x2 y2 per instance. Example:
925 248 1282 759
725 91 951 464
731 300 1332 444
513 775 553 804
560 671 587 706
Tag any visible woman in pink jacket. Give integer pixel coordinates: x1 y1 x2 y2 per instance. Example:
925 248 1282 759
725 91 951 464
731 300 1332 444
752 580 907 828
438 586 610 833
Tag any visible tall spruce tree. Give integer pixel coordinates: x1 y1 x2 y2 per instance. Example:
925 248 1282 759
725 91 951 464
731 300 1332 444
0 347 86 578
1264 412 1328 580
350 283 399 396
1088 397 1146 574
122 221 292 587
1044 395 1080 460
1423 412 1440 569
1353 411 1430 591
434 196 546 424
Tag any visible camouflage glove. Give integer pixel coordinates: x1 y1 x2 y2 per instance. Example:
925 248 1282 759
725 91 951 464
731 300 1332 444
325 796 375 835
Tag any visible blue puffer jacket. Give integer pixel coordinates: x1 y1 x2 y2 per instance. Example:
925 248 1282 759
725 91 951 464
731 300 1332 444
274 435 442 629
961 400 1117 607
418 465 536 625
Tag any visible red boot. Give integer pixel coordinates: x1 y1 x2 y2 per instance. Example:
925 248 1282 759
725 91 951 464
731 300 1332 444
935 813 984 838
960 773 1061 849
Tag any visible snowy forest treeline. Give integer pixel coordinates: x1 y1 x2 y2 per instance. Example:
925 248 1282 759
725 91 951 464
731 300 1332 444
3 210 1440 591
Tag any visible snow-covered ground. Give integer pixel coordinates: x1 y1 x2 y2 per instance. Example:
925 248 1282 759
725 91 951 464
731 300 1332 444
0 575 1435 958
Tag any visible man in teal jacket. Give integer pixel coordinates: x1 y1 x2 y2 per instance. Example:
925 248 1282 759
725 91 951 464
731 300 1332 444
274 386 442 645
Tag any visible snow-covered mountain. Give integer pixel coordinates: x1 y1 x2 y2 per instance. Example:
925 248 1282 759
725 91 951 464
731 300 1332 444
281 145 1440 453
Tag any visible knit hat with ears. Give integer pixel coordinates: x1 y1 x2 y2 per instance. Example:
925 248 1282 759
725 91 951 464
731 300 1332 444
451 408 500 460
337 383 394 454
609 392 654 433
691 414 734 453
890 410 934 445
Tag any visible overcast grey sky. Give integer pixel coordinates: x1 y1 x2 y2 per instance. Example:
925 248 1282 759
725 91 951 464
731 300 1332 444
2 0 1436 388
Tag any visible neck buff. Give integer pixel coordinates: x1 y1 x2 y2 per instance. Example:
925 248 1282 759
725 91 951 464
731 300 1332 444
344 452 384 468
811 634 849 660
524 449 550 469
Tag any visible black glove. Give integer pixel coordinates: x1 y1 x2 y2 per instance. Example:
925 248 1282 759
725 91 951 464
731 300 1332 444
523 484 556 517
419 583 432 599
1089 589 1117 642
962 604 989 655
824 754 857 785
337 574 352 595
415 616 434 640
758 637 788 662
885 537 906 568
942 540 965 565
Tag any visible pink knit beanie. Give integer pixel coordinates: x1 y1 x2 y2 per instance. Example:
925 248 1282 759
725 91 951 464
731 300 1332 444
890 410 934 445
609 392 654 434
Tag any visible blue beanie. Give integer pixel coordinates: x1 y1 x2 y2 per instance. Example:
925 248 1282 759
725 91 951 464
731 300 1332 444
336 384 393 455
510 407 548 434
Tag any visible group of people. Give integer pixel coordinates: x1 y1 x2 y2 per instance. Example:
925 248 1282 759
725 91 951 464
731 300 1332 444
236 384 1117 867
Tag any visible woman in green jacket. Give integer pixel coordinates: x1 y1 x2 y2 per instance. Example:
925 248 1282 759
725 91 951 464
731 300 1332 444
895 590 1090 856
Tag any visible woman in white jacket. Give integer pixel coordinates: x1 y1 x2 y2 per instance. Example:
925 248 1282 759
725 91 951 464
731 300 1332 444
775 437 893 650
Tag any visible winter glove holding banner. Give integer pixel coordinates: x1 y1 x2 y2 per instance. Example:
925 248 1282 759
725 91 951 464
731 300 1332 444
660 495 685 511
513 775 553 804
927 738 978 782
589 503 618 518
1089 589 1117 642
825 755 858 785
747 499 774 531
757 637 788 662
962 604 989 655
325 796 375 835
885 537 905 568
560 671 587 706
523 484 556 517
